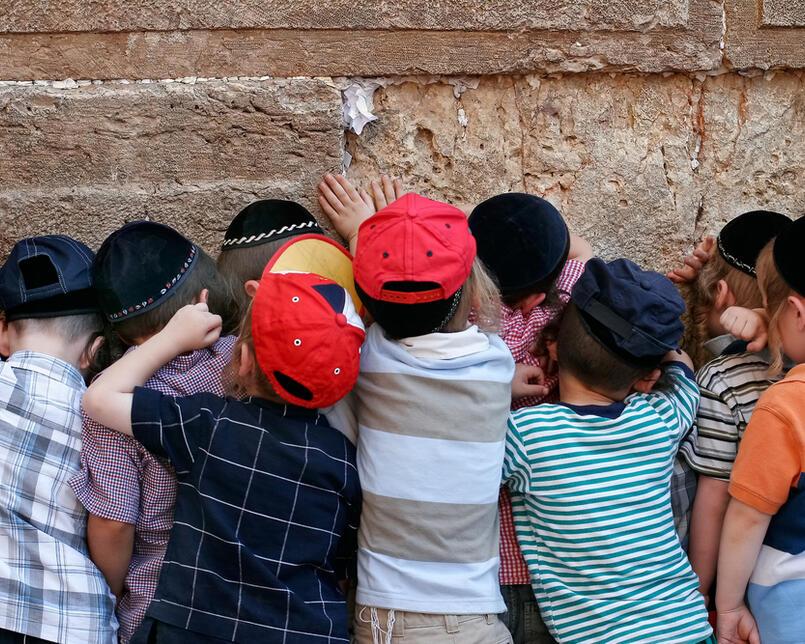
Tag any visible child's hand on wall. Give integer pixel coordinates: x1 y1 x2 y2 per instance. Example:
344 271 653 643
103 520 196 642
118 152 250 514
318 174 374 251
511 363 549 400
667 236 715 284
369 175 404 211
568 235 593 262
163 293 222 353
720 306 768 352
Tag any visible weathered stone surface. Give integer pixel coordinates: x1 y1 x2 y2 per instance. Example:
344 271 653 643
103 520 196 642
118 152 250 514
0 79 344 256
0 0 723 80
0 0 693 33
0 79 343 188
347 72 805 272
762 0 805 27
725 0 805 69
0 181 333 257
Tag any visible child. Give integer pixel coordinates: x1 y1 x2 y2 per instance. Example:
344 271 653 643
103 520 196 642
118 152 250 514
0 236 117 644
68 221 236 643
716 218 805 644
82 271 365 643
673 210 792 597
217 199 323 321
320 189 515 643
504 258 713 644
469 193 592 644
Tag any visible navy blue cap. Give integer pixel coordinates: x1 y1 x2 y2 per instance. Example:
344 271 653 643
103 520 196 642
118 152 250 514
469 193 569 297
0 235 98 321
572 258 685 367
94 221 198 323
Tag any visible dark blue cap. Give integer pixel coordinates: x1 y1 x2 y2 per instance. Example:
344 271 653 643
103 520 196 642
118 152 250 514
572 258 685 367
0 235 98 321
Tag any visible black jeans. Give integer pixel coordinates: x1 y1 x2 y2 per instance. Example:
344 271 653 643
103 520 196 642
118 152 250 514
500 584 556 644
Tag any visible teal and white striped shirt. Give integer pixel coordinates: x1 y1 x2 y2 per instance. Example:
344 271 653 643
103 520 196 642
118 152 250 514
504 362 712 644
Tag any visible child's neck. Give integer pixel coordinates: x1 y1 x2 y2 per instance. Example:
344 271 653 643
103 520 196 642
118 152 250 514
9 330 84 369
558 370 624 407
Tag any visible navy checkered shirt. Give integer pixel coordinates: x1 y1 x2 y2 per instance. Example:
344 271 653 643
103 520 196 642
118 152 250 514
131 388 361 643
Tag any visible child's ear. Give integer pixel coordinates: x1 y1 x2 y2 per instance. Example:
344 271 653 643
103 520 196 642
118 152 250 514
632 368 662 394
0 317 10 359
237 343 255 379
79 335 105 371
789 295 805 331
244 280 260 299
714 279 736 311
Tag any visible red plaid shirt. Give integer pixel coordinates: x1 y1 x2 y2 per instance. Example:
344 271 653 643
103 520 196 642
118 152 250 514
498 259 586 585
69 336 235 643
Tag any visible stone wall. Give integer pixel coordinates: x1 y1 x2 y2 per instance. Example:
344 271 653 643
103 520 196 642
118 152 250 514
1 0 804 272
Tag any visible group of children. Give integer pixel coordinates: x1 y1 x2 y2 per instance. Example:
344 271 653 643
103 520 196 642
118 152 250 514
0 173 801 644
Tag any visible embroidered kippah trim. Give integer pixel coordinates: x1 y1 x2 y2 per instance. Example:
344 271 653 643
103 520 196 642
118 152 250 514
108 245 197 321
222 220 317 247
717 236 756 276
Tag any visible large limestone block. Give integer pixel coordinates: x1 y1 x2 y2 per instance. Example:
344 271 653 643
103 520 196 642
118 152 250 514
0 79 344 255
347 72 805 272
725 0 805 69
0 0 723 79
695 72 805 234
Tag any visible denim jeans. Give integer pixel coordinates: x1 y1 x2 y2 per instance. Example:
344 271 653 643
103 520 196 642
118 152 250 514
500 585 555 644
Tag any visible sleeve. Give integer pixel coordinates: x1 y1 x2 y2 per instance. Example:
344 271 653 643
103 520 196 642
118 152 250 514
131 387 226 474
554 258 587 302
68 414 144 525
642 361 700 445
503 413 533 494
730 406 802 515
322 392 358 445
680 369 739 480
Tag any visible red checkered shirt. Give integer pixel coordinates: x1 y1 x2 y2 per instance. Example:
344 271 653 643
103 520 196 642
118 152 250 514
498 259 586 585
69 336 235 643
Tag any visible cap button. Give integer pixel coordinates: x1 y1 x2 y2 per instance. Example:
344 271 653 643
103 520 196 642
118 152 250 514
335 313 348 327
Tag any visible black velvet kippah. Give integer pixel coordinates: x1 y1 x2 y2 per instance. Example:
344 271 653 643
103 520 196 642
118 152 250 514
774 216 805 296
717 210 791 276
221 200 322 251
469 193 569 296
93 221 198 323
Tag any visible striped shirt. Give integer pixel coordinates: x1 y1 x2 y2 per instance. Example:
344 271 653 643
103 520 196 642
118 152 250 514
0 352 117 644
352 324 514 614
679 350 787 480
504 363 712 644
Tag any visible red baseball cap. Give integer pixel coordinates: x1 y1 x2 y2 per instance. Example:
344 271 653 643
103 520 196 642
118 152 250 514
353 193 476 304
251 270 365 409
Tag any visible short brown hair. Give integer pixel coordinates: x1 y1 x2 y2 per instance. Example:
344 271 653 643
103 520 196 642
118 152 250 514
557 303 655 394
114 248 237 344
216 239 288 325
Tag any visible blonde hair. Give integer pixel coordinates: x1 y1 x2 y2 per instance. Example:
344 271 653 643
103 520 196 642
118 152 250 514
446 258 502 334
756 242 794 374
693 247 763 346
223 300 284 403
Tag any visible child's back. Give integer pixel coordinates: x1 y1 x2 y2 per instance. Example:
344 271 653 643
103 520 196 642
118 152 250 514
504 259 712 644
0 236 117 644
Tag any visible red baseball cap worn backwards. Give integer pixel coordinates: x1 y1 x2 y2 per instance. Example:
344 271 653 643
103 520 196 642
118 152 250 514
251 270 365 409
353 193 477 304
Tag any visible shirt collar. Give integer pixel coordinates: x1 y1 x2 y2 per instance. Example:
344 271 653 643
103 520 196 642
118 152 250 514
5 351 85 389
703 334 736 357
241 395 324 421
558 401 626 419
397 324 490 360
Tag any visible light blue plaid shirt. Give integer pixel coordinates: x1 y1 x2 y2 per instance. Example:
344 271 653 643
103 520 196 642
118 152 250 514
0 351 117 644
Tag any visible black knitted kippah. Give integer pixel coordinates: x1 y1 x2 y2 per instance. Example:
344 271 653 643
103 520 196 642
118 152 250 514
469 193 569 296
221 200 322 251
717 210 791 276
93 221 198 323
774 216 805 296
